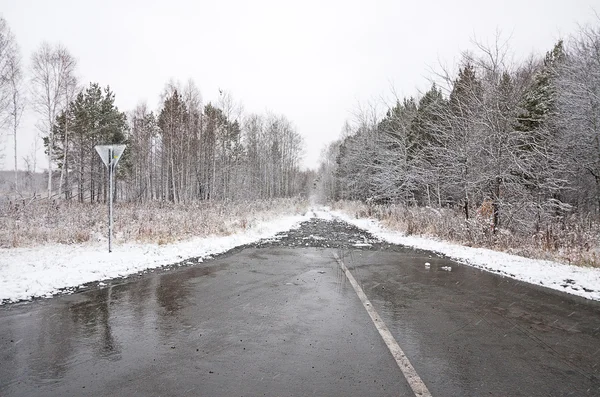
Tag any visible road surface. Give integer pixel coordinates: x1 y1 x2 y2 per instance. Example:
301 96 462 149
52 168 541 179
1 216 599 396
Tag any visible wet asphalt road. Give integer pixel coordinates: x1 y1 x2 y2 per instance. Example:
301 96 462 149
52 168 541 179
1 216 600 396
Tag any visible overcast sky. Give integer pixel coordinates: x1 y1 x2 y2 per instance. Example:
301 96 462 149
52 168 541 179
1 0 598 171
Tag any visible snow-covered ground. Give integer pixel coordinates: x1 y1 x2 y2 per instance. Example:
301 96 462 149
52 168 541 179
0 213 310 304
322 209 600 302
2 207 600 304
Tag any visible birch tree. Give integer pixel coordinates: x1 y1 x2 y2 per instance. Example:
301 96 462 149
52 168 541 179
30 43 76 198
57 48 77 199
0 17 23 192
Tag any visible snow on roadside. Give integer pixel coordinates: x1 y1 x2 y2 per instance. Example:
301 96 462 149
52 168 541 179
0 213 310 304
4 206 599 305
323 208 600 302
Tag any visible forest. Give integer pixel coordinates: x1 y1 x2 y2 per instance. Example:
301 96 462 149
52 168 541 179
318 25 600 265
0 16 307 204
0 16 309 247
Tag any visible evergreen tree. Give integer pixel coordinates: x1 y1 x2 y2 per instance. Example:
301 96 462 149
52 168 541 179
409 84 445 157
48 83 128 202
516 41 565 133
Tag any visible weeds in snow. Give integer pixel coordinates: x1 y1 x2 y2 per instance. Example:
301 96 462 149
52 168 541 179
0 198 308 248
334 200 600 268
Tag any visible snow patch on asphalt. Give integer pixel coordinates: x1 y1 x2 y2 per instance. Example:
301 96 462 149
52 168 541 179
0 213 310 304
323 208 600 302
353 243 373 248
303 234 326 241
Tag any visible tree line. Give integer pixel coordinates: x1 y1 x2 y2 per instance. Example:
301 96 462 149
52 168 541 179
0 16 306 202
126 83 305 203
320 25 600 236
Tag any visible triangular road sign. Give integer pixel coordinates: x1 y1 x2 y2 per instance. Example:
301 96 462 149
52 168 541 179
111 145 126 167
95 145 110 167
95 144 126 168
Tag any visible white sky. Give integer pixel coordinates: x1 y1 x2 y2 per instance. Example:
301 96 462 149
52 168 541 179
1 0 598 170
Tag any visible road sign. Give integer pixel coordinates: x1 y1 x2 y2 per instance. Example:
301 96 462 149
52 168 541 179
95 144 126 168
95 144 127 253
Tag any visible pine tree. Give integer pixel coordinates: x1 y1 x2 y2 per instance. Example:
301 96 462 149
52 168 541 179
410 84 445 157
47 83 127 202
516 41 565 133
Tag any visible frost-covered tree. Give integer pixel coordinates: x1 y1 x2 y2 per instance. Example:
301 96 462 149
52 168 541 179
319 30 600 236
555 26 600 214
431 62 483 220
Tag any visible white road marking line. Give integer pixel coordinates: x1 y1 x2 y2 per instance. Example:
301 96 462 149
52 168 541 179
333 253 433 397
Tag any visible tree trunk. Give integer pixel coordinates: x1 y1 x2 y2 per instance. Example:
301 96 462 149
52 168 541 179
13 106 18 193
492 177 501 234
47 120 53 198
59 114 70 200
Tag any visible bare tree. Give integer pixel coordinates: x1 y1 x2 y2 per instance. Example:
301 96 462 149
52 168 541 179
128 102 159 202
0 17 12 121
30 42 77 198
56 47 78 199
555 25 600 215
0 17 23 192
7 44 23 193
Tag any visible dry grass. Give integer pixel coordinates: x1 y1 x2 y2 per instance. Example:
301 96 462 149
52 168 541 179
0 198 309 248
333 200 600 268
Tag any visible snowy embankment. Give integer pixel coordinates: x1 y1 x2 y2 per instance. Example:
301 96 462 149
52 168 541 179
0 213 310 304
321 208 600 302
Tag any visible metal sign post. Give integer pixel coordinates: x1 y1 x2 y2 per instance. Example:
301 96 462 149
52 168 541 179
108 147 113 252
95 144 126 253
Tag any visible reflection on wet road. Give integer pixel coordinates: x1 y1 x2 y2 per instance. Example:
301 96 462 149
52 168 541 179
0 263 227 394
1 218 600 396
